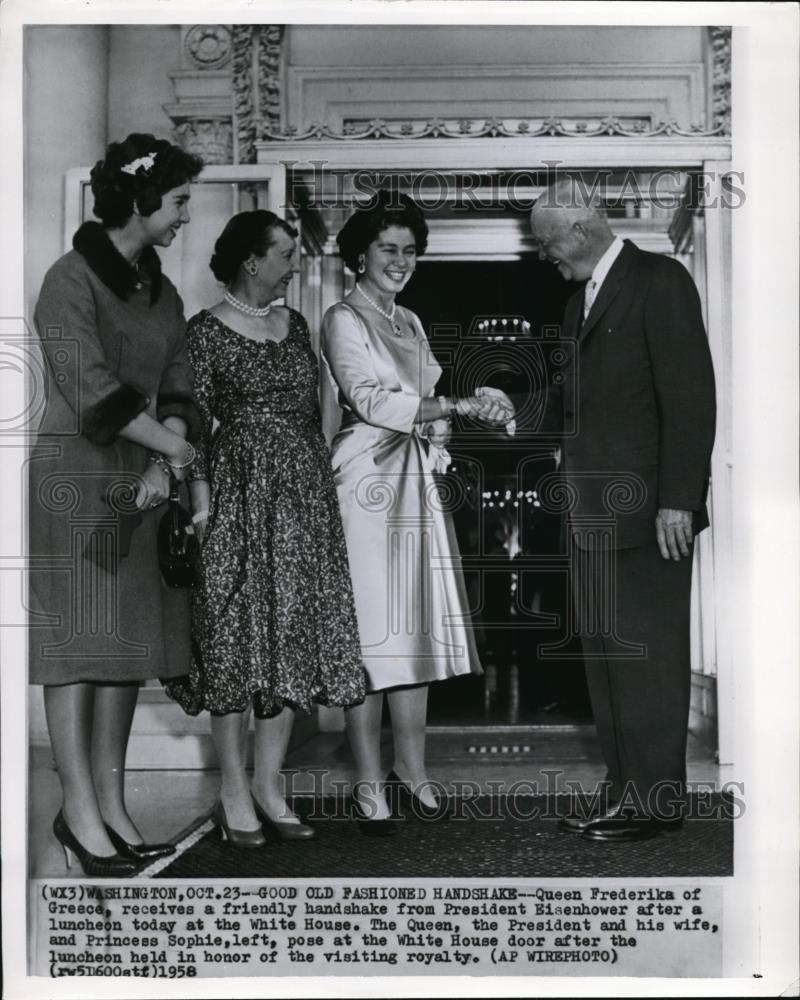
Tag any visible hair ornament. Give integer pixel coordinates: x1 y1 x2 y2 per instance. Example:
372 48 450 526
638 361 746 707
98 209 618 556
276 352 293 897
120 152 158 177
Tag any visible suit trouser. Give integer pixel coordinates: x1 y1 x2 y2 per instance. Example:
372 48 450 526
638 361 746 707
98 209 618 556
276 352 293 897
571 536 694 819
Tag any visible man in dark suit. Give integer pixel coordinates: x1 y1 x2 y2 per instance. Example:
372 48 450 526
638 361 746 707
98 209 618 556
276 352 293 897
529 179 716 841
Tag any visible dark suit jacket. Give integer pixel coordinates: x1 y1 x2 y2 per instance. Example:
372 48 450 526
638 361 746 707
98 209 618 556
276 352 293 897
559 239 716 550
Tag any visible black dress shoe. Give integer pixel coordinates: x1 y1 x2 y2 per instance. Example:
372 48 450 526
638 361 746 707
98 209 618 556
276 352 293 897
559 801 622 834
53 811 140 878
105 824 176 861
352 799 398 838
385 770 449 822
582 815 683 843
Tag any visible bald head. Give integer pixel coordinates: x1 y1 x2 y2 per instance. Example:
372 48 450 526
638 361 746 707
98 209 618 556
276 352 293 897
530 178 614 282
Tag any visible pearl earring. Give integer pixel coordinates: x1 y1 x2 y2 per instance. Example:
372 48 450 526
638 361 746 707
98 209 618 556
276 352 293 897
358 256 366 274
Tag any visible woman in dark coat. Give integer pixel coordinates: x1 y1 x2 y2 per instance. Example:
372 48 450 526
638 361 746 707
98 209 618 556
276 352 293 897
29 133 203 875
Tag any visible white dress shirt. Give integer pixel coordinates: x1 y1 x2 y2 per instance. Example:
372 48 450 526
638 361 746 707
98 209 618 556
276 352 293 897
583 234 625 319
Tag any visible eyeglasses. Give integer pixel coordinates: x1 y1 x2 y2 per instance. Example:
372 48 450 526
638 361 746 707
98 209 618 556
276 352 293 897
530 234 554 254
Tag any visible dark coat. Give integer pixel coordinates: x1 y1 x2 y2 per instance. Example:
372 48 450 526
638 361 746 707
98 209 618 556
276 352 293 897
559 240 716 550
29 223 200 684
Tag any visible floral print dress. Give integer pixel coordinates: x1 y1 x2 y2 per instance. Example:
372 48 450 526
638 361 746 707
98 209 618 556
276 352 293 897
165 309 365 719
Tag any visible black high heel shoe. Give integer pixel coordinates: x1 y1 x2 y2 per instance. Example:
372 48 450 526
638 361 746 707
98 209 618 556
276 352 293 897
105 824 176 862
53 811 140 878
251 796 316 841
351 793 398 838
385 769 450 822
213 802 266 849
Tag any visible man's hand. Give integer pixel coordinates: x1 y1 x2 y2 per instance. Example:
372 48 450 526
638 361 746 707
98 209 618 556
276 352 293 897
472 386 516 427
655 508 693 561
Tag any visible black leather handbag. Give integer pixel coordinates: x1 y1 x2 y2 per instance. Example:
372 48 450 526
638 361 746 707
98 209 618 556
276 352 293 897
157 480 198 588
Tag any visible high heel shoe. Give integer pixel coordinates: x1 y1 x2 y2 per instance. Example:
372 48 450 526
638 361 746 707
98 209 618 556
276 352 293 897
213 802 266 849
351 795 398 838
251 796 315 841
105 824 176 862
53 811 140 878
385 769 450 822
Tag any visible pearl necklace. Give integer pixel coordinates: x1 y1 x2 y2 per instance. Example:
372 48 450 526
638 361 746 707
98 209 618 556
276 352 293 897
356 283 403 336
225 289 272 318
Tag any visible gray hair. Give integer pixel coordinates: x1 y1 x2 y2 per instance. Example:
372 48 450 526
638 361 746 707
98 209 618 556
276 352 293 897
531 178 612 239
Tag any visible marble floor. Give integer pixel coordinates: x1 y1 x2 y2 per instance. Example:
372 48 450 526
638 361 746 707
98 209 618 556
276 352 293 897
29 724 720 880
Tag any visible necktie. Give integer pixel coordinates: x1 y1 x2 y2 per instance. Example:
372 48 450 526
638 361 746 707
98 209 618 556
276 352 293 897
583 279 597 320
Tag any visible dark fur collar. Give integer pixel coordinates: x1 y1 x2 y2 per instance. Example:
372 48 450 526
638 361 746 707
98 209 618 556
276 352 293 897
73 222 162 304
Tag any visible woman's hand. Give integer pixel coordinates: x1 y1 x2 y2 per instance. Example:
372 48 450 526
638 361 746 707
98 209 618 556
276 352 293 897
135 462 170 511
192 511 209 545
455 391 514 426
424 417 451 448
423 417 452 473
189 479 211 544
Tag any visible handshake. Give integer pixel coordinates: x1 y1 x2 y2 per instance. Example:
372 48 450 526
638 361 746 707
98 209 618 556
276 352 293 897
463 386 516 429
425 387 516 448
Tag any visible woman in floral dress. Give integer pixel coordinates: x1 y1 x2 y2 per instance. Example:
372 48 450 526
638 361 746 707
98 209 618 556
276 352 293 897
166 211 365 846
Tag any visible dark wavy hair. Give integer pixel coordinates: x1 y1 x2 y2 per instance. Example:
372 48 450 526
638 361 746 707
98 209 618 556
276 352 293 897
90 133 203 228
336 189 428 277
209 210 299 285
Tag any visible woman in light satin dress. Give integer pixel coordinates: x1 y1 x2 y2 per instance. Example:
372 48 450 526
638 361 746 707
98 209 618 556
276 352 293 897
321 191 513 834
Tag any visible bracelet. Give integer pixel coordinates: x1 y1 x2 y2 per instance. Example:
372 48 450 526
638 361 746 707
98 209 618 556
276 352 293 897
168 441 196 471
191 510 209 524
149 453 170 474
438 395 457 417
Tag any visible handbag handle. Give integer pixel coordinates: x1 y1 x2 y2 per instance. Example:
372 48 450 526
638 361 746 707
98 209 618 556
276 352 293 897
168 478 182 541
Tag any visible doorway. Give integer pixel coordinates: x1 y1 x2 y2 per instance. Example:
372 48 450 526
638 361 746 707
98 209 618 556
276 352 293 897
398 257 591 727
269 146 727 757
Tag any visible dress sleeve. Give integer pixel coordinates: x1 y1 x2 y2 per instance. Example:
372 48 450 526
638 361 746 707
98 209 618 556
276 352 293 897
34 261 149 446
155 287 202 442
186 319 216 481
321 304 421 433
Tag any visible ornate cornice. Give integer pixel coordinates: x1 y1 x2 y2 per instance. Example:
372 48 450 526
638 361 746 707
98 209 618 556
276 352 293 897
231 24 256 163
232 24 284 163
708 26 731 135
262 115 728 143
258 25 283 138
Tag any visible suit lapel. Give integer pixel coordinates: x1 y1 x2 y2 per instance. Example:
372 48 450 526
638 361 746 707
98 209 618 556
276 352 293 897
563 290 583 340
578 240 637 341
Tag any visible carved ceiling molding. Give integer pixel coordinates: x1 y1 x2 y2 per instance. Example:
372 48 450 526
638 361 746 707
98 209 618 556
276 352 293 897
708 26 732 135
167 25 236 164
173 119 233 165
184 24 232 70
261 115 728 143
232 24 284 163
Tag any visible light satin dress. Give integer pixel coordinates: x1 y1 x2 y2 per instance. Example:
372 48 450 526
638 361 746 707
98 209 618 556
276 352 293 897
321 297 482 692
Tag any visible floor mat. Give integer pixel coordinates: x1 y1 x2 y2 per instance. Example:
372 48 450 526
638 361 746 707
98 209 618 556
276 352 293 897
152 793 733 879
